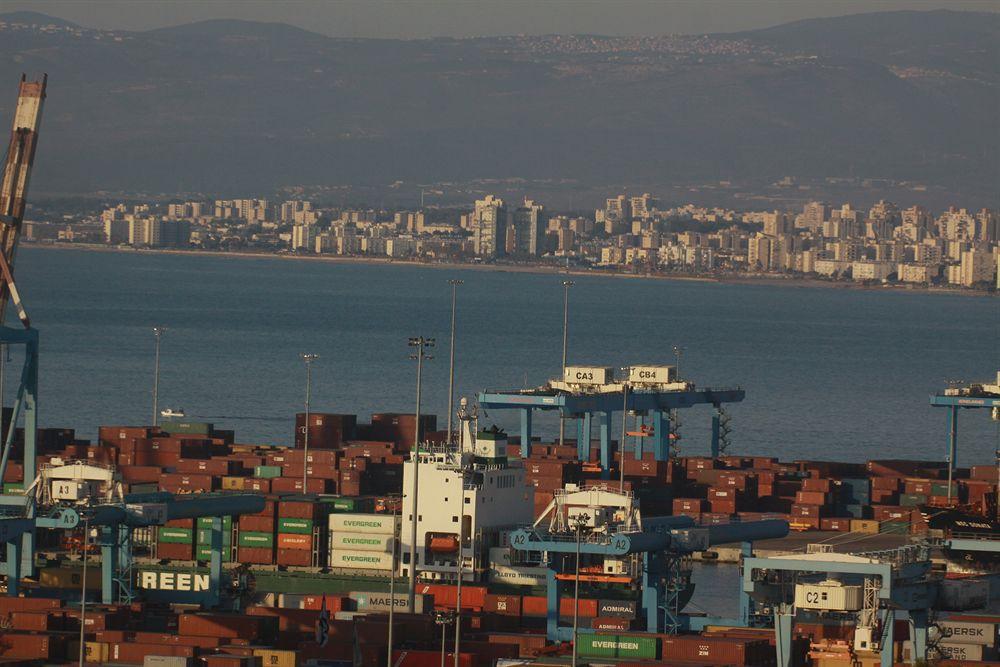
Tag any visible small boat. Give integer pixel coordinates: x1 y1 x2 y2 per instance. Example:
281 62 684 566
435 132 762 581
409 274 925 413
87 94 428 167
160 408 185 419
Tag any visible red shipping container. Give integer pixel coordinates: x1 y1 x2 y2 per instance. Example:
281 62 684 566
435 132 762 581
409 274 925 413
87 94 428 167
156 542 195 560
276 547 312 566
710 498 737 514
790 516 821 530
177 612 276 641
559 597 597 618
237 546 274 565
661 635 771 665
238 515 275 532
277 533 312 550
872 506 913 522
0 633 66 660
485 594 522 616
795 490 829 505
904 479 933 495
245 478 271 493
591 617 632 631
278 499 322 519
802 478 832 492
0 597 63 613
871 475 902 490
271 477 328 494
132 632 223 649
10 610 63 631
673 498 709 513
820 518 851 531
119 465 163 484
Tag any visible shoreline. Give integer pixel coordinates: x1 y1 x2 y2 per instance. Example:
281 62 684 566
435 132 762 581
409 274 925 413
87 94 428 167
23 241 994 297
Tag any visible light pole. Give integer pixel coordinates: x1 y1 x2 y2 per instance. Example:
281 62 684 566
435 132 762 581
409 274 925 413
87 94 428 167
446 280 463 444
619 369 630 494
571 512 589 667
434 610 454 667
386 495 400 667
672 345 684 378
78 516 89 667
454 458 468 667
301 353 319 494
559 280 574 446
407 336 434 613
152 327 165 426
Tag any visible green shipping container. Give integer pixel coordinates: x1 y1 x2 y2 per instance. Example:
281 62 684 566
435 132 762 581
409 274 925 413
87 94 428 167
160 420 213 435
196 546 231 561
254 465 282 479
931 483 958 496
578 634 660 660
196 529 232 546
321 496 374 513
238 531 275 548
197 516 233 530
880 521 910 534
158 527 194 544
277 518 314 534
899 493 927 507
3 482 24 495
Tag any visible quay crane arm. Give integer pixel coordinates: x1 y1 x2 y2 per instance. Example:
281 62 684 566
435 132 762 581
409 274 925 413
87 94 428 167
0 74 46 328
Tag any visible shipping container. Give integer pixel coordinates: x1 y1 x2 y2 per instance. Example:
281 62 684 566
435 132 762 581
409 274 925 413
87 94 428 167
577 634 659 659
238 531 275 548
328 513 398 534
329 549 393 570
158 527 194 543
330 532 394 552
277 517 314 534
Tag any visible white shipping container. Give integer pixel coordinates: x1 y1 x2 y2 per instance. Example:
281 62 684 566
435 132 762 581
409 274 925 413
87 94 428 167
328 549 394 570
794 581 863 611
143 657 193 667
329 532 394 552
937 642 988 661
937 619 998 646
328 513 398 535
349 591 428 613
628 365 676 384
488 565 549 587
563 366 613 386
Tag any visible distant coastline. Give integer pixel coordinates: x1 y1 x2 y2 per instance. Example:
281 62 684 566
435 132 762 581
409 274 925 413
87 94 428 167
23 241 994 297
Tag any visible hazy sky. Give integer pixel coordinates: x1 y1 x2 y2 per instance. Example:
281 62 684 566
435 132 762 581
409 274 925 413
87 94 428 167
7 0 998 38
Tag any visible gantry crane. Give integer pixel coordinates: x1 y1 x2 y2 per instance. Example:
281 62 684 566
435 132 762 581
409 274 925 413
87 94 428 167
0 74 46 583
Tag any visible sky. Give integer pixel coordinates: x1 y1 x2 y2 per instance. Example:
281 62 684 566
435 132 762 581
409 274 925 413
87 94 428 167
4 0 998 38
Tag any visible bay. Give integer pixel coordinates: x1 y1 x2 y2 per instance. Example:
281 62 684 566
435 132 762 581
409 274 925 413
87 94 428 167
14 246 999 465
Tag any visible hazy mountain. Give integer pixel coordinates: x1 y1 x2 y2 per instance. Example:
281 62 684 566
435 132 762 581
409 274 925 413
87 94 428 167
0 10 995 198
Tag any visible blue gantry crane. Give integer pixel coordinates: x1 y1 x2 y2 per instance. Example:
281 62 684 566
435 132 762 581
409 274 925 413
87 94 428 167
508 485 789 641
930 372 1000 499
479 364 743 475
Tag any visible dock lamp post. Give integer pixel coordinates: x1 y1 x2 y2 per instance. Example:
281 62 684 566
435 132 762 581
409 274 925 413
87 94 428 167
559 280 574 446
672 345 684 379
434 610 456 667
407 336 434 613
571 512 590 667
446 280 463 445
300 354 319 494
78 515 90 667
386 495 401 667
152 327 166 426
619 368 630 494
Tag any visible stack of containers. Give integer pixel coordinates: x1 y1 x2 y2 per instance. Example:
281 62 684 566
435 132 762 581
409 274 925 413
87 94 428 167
790 477 832 530
836 477 872 518
327 512 398 571
157 519 195 560
195 516 233 562
276 497 329 567
237 499 276 565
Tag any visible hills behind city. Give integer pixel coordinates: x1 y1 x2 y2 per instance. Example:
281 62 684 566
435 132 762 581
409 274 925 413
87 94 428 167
0 9 997 204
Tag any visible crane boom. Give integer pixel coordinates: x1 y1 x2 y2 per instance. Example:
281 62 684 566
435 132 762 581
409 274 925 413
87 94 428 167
0 74 46 327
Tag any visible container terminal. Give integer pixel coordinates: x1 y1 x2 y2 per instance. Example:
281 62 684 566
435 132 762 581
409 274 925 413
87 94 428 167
1 79 1000 667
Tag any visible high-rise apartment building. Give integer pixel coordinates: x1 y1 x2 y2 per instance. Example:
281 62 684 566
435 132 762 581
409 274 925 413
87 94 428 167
472 195 508 258
510 198 546 256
